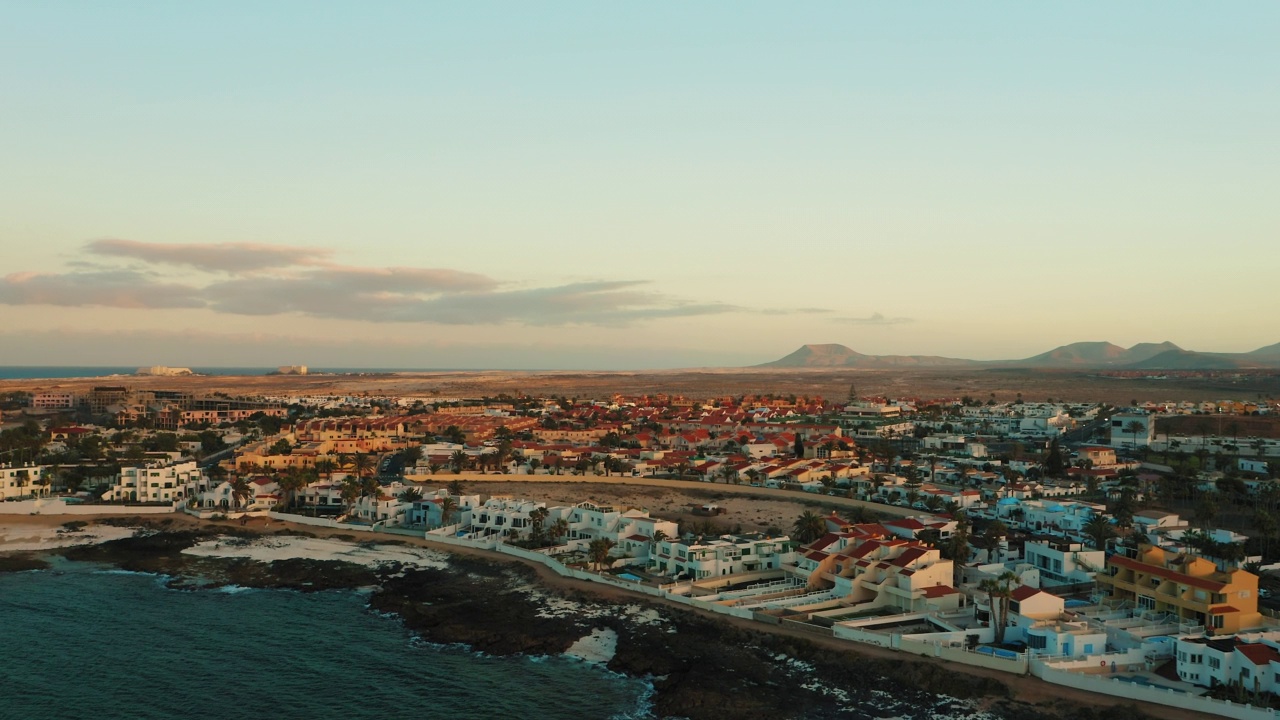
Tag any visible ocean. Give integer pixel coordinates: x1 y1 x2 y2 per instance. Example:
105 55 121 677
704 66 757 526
0 367 477 380
0 561 652 720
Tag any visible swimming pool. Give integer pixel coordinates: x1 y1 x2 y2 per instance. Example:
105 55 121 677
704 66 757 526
617 573 643 582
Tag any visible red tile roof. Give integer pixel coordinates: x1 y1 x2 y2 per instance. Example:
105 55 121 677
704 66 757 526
1010 585 1045 601
1236 643 1280 666
1209 605 1240 614
921 585 961 598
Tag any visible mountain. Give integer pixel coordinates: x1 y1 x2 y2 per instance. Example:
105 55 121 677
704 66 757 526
1244 342 1280 360
1015 341 1182 368
755 344 977 369
757 340 1280 369
1123 349 1245 370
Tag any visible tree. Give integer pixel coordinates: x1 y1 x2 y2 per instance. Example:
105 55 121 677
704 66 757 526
549 518 569 543
267 438 293 456
1194 495 1219 532
588 538 617 571
792 511 826 544
529 506 549 545
438 496 458 528
945 512 972 584
399 487 423 503
1044 438 1065 478
978 570 1020 643
230 476 251 509
450 450 468 474
1083 514 1115 551
1254 509 1277 560
1124 420 1146 451
351 452 373 480
277 469 307 510
315 458 336 480
794 433 805 459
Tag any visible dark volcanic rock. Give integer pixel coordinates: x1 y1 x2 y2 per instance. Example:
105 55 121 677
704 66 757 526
0 553 51 573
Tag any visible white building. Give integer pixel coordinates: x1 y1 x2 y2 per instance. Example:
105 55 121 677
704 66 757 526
1022 541 1104 587
0 464 49 500
1109 413 1155 449
104 461 203 503
649 534 797 580
1176 632 1280 692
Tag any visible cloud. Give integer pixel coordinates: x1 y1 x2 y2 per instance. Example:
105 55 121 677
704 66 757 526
87 239 332 273
3 239 786 327
204 277 736 325
835 312 914 326
0 270 205 309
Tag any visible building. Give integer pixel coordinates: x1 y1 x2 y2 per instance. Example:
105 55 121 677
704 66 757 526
799 535 962 614
1109 413 1155 449
0 464 49 500
1096 545 1263 633
1175 632 1280 691
104 460 204 504
276 365 309 375
649 534 797 580
1023 541 1105 587
31 392 77 410
136 366 193 377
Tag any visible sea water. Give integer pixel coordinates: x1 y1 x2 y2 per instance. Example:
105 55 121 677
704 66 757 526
0 562 652 720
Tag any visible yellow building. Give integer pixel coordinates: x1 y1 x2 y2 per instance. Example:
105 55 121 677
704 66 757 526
1098 545 1262 634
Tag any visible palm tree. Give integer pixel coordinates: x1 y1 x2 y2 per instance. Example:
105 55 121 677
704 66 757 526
277 469 307 510
315 458 336 480
588 538 617 571
548 518 569 544
792 511 826 544
529 506 549 545
1254 509 1277 561
351 452 373 481
1124 421 1146 451
978 570 1020 643
450 450 468 474
340 477 361 514
438 496 458 528
1082 514 1115 551
399 487 423 503
230 476 251 509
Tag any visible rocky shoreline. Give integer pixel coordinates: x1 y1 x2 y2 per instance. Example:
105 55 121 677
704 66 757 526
7 519 1152 720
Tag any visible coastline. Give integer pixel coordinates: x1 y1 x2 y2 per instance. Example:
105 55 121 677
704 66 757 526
0 513 1193 720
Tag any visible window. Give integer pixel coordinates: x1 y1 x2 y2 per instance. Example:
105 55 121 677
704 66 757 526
1212 615 1224 629
1027 634 1048 649
1242 668 1252 679
1209 657 1221 670
1138 595 1156 611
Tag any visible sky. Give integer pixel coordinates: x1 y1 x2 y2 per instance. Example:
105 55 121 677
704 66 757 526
2 2 1278 369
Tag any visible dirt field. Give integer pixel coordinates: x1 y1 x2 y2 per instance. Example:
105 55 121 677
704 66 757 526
1157 414 1280 439
6 367 1279 404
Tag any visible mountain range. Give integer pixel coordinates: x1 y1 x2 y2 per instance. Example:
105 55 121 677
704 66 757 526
757 341 1280 370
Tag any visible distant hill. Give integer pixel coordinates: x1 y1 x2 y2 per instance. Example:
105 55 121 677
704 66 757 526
755 344 977 369
1014 341 1182 368
1124 349 1244 370
757 340 1280 370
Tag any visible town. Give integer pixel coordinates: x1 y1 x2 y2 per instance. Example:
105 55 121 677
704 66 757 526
4 383 1280 719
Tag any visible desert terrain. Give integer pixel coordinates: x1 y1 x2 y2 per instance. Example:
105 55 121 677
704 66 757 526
5 367 1279 405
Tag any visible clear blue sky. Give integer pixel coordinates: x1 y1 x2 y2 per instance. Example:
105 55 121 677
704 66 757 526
2 2 1277 368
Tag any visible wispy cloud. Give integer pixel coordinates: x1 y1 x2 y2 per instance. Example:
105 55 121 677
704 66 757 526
0 270 204 309
835 312 914 326
87 239 332 273
0 239 755 327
